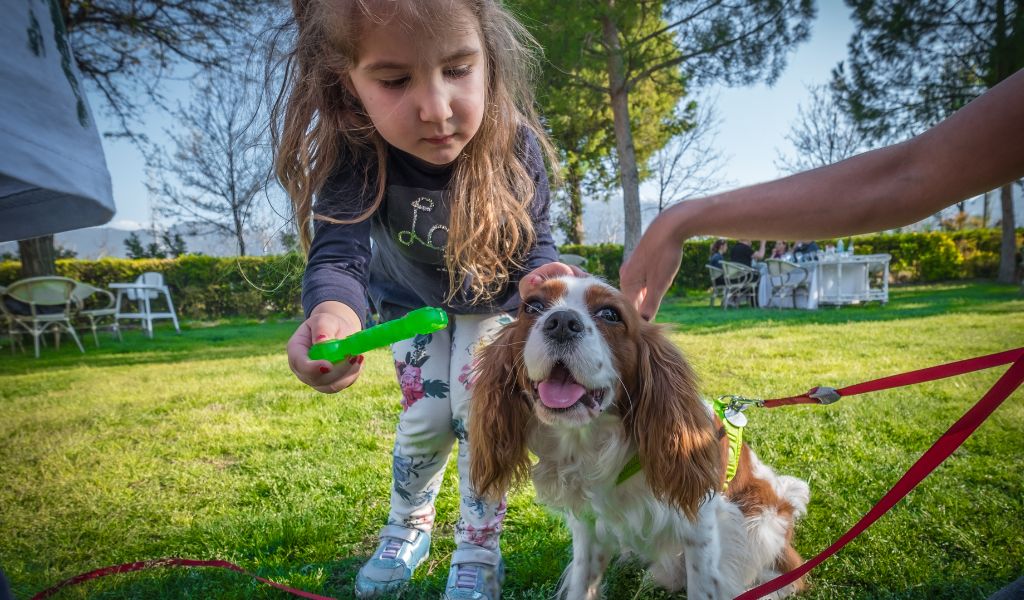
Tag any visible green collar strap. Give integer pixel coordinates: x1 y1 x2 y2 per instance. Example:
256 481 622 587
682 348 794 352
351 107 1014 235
615 454 642 485
615 399 745 492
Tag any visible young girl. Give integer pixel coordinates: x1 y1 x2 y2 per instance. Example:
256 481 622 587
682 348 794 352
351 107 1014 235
273 1 560 599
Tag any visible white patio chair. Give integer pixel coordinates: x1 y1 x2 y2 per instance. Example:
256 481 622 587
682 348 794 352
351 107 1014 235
112 271 180 337
720 261 759 309
0 276 85 358
706 264 725 307
764 259 810 309
127 272 163 302
71 282 122 346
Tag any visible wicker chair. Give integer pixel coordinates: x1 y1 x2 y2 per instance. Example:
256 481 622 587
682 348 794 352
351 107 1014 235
0 276 85 357
763 259 810 309
720 261 759 309
72 282 122 346
706 264 725 307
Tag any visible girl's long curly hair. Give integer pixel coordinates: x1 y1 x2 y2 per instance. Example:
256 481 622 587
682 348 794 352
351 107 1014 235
270 0 558 303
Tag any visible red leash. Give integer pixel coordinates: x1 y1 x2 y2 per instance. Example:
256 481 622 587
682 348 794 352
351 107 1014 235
735 348 1024 600
762 347 1024 408
29 558 339 600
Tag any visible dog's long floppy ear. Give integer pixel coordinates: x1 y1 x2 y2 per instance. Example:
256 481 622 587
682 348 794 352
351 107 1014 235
625 323 721 521
469 322 534 502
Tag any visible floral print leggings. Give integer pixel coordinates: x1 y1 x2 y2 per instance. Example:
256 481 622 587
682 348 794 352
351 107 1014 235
388 311 513 552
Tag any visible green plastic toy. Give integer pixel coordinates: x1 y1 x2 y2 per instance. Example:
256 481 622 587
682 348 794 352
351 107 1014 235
308 306 449 363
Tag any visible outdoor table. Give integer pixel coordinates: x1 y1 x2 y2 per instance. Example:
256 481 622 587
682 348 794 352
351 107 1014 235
756 253 891 309
816 253 891 306
110 282 181 338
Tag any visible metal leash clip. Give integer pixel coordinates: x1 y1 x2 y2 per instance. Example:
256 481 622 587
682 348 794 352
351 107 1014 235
715 394 764 428
808 386 842 405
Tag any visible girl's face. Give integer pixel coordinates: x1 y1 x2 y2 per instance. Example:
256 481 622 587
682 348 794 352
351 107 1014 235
349 14 487 166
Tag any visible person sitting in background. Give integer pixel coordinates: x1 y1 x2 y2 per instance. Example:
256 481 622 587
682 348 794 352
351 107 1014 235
708 238 727 285
728 239 765 267
709 238 727 268
792 240 819 262
771 240 789 259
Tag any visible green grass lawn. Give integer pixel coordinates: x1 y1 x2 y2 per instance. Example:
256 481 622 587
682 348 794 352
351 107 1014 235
1 282 1022 599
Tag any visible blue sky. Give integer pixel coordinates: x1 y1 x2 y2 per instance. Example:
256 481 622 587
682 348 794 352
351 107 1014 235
712 4 854 185
94 3 857 230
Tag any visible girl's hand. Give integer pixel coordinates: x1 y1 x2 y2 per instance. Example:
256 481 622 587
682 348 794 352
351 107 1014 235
519 262 587 299
286 301 365 393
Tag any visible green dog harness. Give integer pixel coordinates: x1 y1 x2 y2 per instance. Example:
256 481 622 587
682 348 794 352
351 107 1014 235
616 397 751 491
712 396 746 491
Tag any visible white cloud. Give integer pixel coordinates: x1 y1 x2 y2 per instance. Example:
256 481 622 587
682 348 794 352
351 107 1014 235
107 219 146 231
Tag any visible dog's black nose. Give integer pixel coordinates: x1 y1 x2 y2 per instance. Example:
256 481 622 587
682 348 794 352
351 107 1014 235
543 309 584 342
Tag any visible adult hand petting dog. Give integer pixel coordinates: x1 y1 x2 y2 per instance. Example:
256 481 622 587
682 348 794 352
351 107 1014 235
619 213 686 322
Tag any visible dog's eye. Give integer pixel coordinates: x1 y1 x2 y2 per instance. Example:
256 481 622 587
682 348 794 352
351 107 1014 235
595 307 621 323
523 299 546 315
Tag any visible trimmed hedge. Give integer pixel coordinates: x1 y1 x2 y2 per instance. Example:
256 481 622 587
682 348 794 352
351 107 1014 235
560 228 1022 292
1 230 1018 320
0 254 304 320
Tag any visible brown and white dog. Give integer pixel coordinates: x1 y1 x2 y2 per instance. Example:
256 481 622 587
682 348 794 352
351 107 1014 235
469 275 809 599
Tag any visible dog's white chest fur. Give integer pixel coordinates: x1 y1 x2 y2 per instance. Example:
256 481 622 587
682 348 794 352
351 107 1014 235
526 415 759 599
529 414 633 516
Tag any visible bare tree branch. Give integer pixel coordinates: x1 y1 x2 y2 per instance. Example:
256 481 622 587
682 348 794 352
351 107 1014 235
146 69 273 256
62 0 281 141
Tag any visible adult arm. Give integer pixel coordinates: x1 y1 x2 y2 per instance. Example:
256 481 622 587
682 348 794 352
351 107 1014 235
622 68 1024 320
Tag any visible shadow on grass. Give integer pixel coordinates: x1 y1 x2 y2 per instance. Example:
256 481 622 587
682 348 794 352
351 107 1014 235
658 281 1022 335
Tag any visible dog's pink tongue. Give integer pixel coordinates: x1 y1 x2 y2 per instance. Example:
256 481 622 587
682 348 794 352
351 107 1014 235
537 364 585 409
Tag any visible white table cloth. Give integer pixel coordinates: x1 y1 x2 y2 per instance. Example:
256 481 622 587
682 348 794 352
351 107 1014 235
757 262 819 309
757 253 891 309
816 254 891 306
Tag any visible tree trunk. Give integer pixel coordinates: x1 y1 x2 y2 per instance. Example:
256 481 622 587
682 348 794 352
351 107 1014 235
601 7 642 258
998 182 1018 283
17 235 57 278
982 190 990 227
568 170 585 245
234 210 247 257
991 0 1018 283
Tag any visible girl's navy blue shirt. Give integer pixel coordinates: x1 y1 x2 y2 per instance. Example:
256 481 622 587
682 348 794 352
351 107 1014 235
302 129 557 325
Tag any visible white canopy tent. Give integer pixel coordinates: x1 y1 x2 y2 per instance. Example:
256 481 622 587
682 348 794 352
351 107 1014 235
0 0 114 242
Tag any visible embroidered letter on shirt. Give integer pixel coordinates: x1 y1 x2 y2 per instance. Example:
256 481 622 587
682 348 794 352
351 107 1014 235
398 197 448 250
